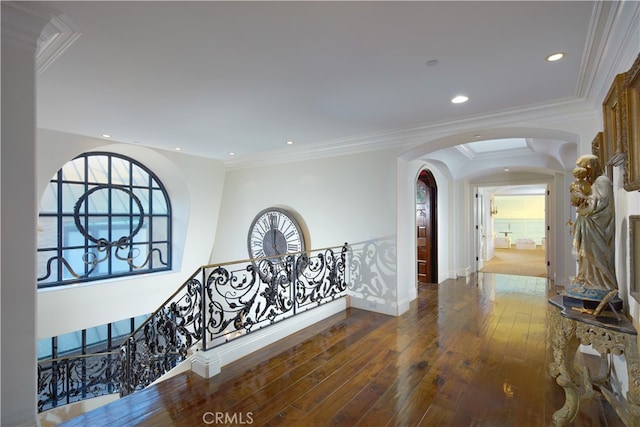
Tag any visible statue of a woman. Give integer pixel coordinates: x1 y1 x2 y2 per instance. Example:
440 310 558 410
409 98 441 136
567 154 618 302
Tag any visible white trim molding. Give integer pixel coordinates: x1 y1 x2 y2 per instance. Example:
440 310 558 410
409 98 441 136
191 298 347 378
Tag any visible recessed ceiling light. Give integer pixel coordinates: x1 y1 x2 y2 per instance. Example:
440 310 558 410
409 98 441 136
546 52 565 62
229 152 235 156
504 168 510 172
286 140 294 145
451 95 469 104
101 133 111 138
175 147 182 151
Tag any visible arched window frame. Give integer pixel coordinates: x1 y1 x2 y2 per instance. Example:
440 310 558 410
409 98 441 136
37 152 172 289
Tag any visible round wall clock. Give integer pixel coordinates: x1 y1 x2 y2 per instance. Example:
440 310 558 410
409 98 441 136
247 207 306 261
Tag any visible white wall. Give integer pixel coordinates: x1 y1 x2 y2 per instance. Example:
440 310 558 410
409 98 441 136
212 148 402 314
2 6 47 423
211 148 399 262
36 130 226 337
397 159 453 308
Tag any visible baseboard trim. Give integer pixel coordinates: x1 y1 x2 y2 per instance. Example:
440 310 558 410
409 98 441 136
192 297 347 378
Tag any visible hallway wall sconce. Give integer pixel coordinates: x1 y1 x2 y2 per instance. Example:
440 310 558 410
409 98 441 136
490 200 498 216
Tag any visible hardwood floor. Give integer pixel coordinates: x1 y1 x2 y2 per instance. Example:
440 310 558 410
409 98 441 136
60 273 624 426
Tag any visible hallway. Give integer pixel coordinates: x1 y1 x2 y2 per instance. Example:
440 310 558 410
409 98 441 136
481 248 547 278
60 273 622 426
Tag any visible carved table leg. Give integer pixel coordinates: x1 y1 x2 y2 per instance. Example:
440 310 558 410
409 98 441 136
549 307 580 426
625 337 640 426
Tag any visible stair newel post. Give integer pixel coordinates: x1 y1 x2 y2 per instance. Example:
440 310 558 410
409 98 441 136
342 242 349 290
201 267 207 351
292 254 297 316
121 336 132 397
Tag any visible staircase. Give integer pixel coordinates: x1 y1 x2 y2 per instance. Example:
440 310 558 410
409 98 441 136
37 244 349 412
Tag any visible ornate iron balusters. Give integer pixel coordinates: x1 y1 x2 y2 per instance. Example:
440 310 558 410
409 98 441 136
37 243 350 409
37 352 120 412
295 245 348 310
120 277 203 396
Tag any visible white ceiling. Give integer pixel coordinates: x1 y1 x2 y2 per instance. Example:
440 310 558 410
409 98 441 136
34 1 609 165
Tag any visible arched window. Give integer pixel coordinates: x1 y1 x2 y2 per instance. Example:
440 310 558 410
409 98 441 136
37 152 172 289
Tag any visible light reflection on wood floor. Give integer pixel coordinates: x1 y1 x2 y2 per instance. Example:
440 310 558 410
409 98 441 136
60 273 624 426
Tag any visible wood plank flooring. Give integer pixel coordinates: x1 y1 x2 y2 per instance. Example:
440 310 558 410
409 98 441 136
60 273 624 426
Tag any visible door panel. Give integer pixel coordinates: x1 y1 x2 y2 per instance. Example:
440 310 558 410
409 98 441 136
416 175 436 284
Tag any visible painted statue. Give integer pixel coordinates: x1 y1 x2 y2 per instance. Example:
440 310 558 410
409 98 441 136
567 154 618 306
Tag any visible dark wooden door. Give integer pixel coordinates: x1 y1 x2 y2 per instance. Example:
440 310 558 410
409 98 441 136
417 170 437 284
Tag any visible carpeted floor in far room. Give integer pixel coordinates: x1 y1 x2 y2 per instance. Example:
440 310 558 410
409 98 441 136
481 247 547 277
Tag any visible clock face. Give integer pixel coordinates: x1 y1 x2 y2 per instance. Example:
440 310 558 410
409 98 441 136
247 208 305 260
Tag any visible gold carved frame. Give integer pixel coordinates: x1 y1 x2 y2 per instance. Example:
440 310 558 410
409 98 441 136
603 73 627 172
623 53 640 191
591 131 605 170
631 215 640 303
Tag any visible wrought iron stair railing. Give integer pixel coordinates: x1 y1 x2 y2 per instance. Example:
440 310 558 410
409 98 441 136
37 351 121 411
38 243 349 411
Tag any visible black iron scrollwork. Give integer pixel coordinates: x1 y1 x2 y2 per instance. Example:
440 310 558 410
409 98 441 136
119 278 202 397
295 246 348 310
38 244 350 409
38 183 169 285
31 243 353 403
37 352 121 412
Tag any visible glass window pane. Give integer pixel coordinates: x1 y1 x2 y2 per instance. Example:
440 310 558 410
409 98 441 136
151 243 168 267
152 217 168 241
61 183 86 213
86 155 109 184
62 217 84 247
113 215 142 242
131 165 149 187
133 188 150 213
129 243 149 268
112 318 133 339
111 157 129 185
62 248 90 279
61 157 85 182
113 188 142 216
85 186 109 214
39 183 58 213
37 216 58 248
57 331 82 355
111 252 131 274
38 338 53 360
37 250 58 282
85 216 110 242
131 221 149 244
111 188 128 214
86 324 107 347
134 314 149 329
151 189 167 214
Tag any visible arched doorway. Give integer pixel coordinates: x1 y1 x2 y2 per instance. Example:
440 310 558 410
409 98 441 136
416 169 438 285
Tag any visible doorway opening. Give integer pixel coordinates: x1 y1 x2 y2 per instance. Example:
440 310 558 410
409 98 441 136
477 184 549 278
416 169 438 285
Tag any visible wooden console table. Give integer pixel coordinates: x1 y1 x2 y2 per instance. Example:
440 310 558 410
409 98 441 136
548 296 640 426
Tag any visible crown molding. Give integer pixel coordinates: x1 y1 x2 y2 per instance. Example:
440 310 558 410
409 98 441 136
1 2 79 73
37 13 81 75
1 2 51 51
578 0 640 105
224 98 598 171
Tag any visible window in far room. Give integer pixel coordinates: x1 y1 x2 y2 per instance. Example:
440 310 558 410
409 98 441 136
37 152 172 289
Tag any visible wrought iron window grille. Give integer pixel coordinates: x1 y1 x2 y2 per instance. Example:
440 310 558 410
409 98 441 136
37 152 172 289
